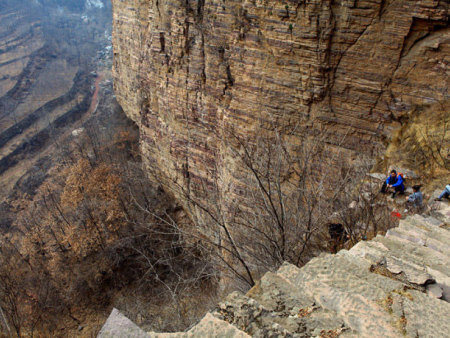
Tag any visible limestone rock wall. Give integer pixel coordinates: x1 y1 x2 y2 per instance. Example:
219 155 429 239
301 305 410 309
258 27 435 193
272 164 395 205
111 0 448 215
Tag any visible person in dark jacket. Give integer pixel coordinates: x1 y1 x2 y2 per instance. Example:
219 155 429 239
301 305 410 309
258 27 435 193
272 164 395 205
381 170 405 198
405 185 423 211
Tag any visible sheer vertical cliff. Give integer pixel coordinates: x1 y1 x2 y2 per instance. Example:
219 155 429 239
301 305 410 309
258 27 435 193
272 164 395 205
111 0 448 216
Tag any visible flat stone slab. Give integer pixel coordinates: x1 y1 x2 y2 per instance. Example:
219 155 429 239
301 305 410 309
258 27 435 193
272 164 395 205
98 308 149 338
148 313 250 338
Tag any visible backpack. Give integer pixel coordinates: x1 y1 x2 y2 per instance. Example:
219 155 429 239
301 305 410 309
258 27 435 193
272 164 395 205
398 172 405 184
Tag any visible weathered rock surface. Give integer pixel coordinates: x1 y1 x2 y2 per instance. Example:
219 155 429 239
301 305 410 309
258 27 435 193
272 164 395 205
111 0 449 217
98 308 149 338
99 311 250 338
98 206 450 337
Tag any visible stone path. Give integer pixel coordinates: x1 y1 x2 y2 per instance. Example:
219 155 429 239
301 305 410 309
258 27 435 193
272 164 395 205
98 202 450 337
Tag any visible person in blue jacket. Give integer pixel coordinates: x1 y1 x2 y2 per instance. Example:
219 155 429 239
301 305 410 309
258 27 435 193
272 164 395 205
380 170 405 198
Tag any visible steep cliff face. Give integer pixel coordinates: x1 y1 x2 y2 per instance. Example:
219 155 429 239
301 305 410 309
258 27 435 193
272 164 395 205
111 0 448 216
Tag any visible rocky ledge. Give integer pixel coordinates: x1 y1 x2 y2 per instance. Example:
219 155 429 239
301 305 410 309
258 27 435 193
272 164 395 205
98 202 450 337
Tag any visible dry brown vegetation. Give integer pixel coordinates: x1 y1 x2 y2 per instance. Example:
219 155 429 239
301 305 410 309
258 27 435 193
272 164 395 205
386 102 449 179
0 121 397 336
0 125 216 336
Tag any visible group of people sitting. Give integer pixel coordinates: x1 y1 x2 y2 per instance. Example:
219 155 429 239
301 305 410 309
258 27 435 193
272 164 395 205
327 171 448 253
326 171 447 253
381 169 449 210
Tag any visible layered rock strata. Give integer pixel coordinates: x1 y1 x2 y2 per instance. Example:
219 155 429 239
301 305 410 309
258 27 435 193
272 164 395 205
112 0 449 216
99 203 450 337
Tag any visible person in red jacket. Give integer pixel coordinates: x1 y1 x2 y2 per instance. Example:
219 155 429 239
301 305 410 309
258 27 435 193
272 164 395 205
381 170 405 198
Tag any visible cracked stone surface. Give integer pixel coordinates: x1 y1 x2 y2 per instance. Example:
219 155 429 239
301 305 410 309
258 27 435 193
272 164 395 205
98 206 450 337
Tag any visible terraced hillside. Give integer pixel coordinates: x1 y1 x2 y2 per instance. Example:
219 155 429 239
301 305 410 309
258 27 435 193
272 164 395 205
0 0 112 229
99 202 450 337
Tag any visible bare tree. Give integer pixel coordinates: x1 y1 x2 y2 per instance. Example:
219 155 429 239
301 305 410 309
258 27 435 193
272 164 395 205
143 122 391 290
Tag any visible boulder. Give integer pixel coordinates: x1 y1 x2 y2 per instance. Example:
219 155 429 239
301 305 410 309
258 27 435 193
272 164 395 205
367 173 386 181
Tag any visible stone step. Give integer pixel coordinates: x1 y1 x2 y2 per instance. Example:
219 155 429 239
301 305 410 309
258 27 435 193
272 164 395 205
408 214 449 232
278 254 403 302
410 214 443 228
247 269 316 311
276 255 406 337
149 313 250 338
394 289 450 337
214 290 294 337
370 236 450 301
399 220 450 256
349 236 450 299
243 270 352 336
387 224 450 256
348 239 391 264
403 215 450 245
215 279 351 337
348 239 434 285
386 225 426 246
376 234 450 271
371 235 450 299
283 251 450 336
431 202 450 224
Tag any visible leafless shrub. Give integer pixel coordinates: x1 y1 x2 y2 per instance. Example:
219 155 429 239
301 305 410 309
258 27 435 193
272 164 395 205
415 111 449 172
